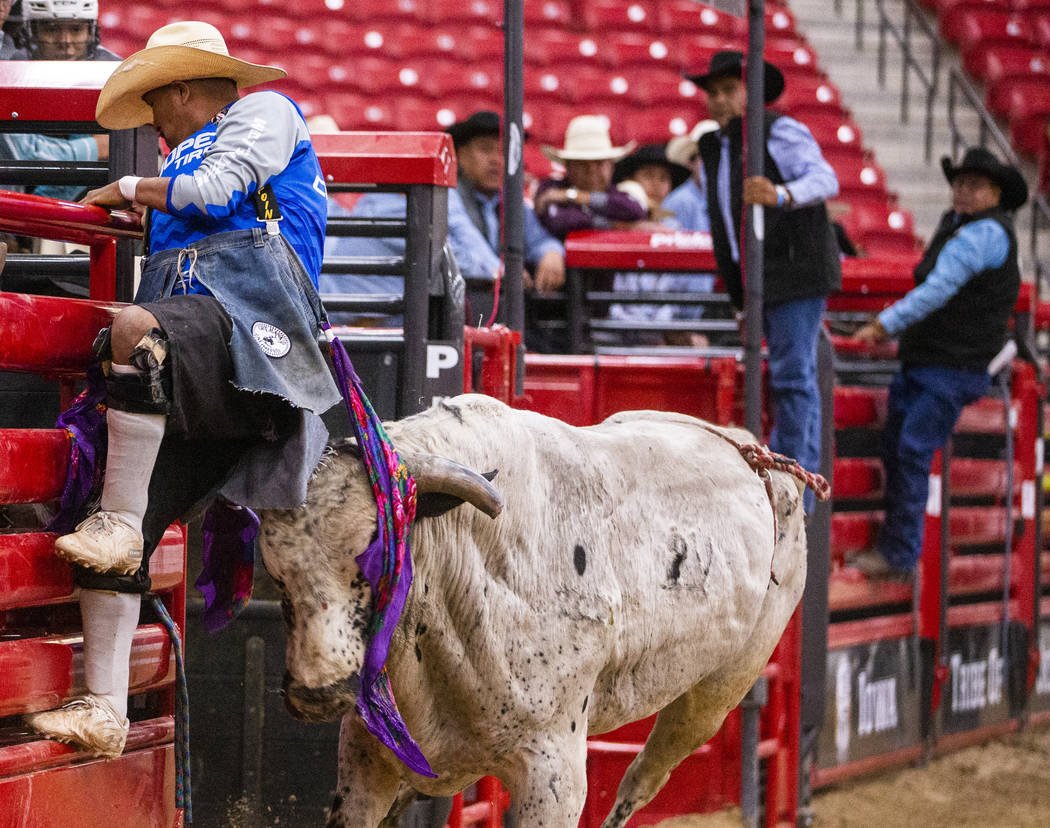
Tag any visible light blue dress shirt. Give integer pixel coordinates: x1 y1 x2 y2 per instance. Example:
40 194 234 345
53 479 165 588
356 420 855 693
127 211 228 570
717 115 839 262
663 173 710 233
878 217 1011 336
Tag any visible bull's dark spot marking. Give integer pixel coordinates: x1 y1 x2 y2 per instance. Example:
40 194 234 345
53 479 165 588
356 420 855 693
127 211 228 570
573 544 587 575
582 695 589 713
414 643 422 661
667 530 687 584
571 719 576 732
440 399 465 422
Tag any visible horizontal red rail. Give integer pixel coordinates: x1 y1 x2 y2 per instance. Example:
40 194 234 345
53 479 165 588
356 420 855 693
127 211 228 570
0 624 173 717
0 291 122 374
312 131 456 186
0 429 70 503
0 525 185 611
0 189 141 243
0 716 173 778
564 229 718 271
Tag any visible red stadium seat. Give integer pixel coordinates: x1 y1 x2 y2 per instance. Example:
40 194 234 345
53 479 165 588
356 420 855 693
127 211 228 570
948 9 1034 70
394 96 459 131
604 32 677 68
349 0 427 23
765 41 822 80
524 67 571 102
657 2 794 38
579 0 658 32
526 28 606 67
775 75 844 115
420 59 502 98
984 52 1050 115
522 101 579 144
426 0 502 25
627 69 702 106
525 0 573 27
801 113 866 151
824 150 891 205
671 33 743 77
116 7 174 41
1004 78 1050 155
560 65 633 105
838 203 919 257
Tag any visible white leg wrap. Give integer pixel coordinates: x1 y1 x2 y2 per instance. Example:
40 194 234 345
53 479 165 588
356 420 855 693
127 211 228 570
100 379 166 535
80 589 141 720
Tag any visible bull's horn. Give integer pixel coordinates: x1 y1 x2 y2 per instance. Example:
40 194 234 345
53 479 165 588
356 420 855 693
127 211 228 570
401 452 503 518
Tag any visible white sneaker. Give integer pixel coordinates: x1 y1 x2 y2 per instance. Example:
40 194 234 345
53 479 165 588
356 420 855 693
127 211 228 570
26 695 130 759
53 512 143 575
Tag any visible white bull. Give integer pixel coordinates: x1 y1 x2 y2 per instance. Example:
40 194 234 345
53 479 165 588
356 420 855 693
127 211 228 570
259 393 810 828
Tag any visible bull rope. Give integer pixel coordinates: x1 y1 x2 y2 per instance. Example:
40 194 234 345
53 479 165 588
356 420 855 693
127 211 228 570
150 595 192 823
698 424 830 584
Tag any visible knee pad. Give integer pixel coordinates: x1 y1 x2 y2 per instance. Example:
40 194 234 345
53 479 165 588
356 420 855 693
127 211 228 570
105 328 172 415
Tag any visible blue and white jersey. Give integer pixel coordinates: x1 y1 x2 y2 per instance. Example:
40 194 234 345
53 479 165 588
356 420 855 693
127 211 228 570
149 90 328 288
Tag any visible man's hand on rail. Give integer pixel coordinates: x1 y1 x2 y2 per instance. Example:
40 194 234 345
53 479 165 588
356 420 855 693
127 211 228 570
81 177 170 212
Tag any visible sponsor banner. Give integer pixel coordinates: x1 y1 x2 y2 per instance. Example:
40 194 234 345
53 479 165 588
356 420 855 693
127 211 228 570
1025 619 1050 713
939 621 1026 734
818 637 924 770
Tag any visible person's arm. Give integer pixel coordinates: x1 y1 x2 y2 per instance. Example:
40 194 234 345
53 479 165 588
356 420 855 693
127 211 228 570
853 219 1010 342
587 188 648 223
447 187 502 280
82 91 304 215
747 116 839 208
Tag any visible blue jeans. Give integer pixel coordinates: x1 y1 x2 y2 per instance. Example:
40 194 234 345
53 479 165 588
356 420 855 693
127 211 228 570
879 364 990 570
764 296 826 511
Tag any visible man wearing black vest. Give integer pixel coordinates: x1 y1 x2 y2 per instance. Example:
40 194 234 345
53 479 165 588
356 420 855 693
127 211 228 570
691 51 841 510
852 147 1028 578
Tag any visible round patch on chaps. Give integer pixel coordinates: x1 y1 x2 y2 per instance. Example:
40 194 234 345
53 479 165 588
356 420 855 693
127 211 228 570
252 321 291 358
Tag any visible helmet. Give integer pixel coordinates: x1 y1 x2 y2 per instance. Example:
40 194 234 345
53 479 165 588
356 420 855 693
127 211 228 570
20 0 101 59
22 0 98 21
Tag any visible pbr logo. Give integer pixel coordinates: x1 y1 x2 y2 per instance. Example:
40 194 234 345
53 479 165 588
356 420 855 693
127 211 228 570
252 321 291 358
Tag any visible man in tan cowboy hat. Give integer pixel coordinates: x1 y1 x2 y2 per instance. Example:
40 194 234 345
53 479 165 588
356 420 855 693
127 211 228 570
26 20 340 757
534 115 646 242
851 146 1028 579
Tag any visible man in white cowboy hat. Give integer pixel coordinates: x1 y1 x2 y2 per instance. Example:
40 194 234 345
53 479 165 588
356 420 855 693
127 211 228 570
851 146 1028 579
26 20 341 757
534 115 646 242
691 49 841 511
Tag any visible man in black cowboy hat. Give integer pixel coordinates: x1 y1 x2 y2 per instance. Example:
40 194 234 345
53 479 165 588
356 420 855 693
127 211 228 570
445 110 565 294
852 146 1028 578
689 49 841 510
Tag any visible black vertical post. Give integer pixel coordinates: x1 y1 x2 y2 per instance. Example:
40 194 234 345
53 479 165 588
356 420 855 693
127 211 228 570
108 125 157 302
741 4 766 828
504 0 526 394
743 0 766 439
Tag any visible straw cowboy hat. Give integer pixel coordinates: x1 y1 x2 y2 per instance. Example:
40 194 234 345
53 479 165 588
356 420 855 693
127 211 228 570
665 119 720 168
95 21 286 130
541 115 636 163
941 146 1029 212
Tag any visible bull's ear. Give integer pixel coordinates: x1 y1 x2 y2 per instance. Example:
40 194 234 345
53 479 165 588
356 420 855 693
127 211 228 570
415 469 500 520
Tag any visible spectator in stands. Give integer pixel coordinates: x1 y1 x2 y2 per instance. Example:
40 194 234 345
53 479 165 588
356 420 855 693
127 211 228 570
2 0 115 203
18 0 116 59
608 142 712 346
27 21 340 758
664 119 719 232
850 147 1028 579
534 115 646 241
692 50 841 509
446 110 565 294
0 0 24 57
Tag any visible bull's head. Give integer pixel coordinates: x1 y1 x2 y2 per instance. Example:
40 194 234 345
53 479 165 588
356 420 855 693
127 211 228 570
259 447 502 722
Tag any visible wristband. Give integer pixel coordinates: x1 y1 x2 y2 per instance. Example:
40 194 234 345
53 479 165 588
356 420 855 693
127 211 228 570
774 184 788 207
118 175 142 202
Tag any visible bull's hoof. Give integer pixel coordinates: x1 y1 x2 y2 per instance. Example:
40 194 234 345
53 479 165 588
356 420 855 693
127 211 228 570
282 671 360 721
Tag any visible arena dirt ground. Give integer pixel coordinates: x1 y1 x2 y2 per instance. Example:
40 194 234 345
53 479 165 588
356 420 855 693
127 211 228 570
650 720 1050 828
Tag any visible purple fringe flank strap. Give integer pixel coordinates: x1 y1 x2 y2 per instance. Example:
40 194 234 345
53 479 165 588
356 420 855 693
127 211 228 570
46 364 108 535
323 325 435 779
196 501 260 633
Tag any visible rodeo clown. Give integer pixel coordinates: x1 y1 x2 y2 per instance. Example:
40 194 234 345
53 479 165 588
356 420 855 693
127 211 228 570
27 20 341 756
